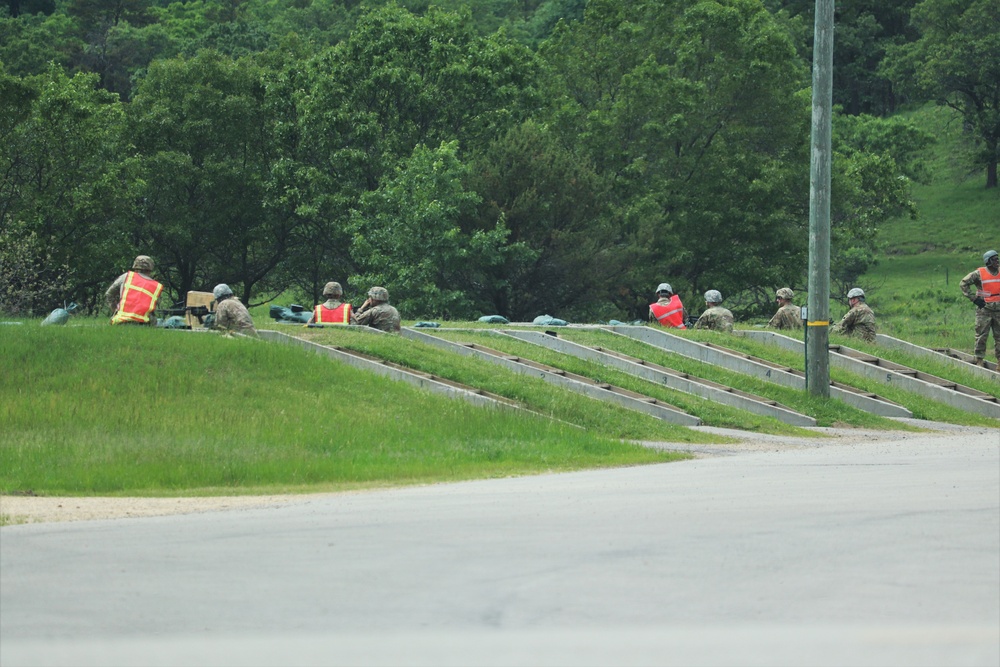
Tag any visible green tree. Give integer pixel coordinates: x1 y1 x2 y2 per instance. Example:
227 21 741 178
467 121 621 321
541 0 810 317
0 10 80 77
67 0 157 97
766 0 920 116
884 0 1000 188
0 65 135 313
348 141 513 319
284 4 541 306
127 51 302 303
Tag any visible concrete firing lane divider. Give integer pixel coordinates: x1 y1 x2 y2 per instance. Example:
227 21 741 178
607 325 912 418
402 327 702 426
874 334 1000 379
499 328 816 427
259 329 522 411
739 330 1000 420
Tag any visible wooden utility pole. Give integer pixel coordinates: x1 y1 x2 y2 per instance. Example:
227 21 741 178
806 0 834 397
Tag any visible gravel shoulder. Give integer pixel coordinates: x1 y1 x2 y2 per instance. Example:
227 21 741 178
2 420 994 525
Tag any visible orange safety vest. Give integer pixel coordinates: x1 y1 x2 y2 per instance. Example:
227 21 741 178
650 295 686 329
313 303 353 324
111 272 163 325
978 267 1000 303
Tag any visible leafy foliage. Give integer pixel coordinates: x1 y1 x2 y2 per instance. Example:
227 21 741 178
127 50 300 305
884 0 1000 188
349 141 510 319
0 0 970 320
0 65 135 312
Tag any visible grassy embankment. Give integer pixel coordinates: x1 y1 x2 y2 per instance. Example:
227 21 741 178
0 323 702 501
300 326 820 437
679 328 999 427
857 104 1000 349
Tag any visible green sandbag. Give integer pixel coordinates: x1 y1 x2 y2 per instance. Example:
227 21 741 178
40 302 78 326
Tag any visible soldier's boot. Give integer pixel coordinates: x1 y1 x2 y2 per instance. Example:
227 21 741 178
973 357 985 367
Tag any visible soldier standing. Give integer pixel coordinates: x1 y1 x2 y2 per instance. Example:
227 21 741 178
354 286 401 333
832 287 876 343
768 288 803 330
648 283 687 329
211 283 258 337
959 250 1000 366
105 255 163 326
310 282 356 325
693 290 734 332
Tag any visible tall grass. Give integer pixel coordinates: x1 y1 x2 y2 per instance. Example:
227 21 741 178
0 325 689 495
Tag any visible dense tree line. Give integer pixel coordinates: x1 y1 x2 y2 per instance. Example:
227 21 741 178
1 0 992 321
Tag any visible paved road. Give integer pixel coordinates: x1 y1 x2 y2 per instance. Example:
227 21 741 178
2 426 998 666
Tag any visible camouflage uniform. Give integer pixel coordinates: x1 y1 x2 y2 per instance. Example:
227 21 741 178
694 306 734 332
768 304 802 330
214 297 258 336
832 302 876 343
959 267 1000 362
355 302 401 333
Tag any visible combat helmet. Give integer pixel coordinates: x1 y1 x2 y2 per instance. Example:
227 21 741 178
704 290 722 304
131 255 155 273
368 286 389 302
656 283 672 296
323 281 343 298
847 287 865 299
985 250 999 264
775 287 794 300
213 283 234 300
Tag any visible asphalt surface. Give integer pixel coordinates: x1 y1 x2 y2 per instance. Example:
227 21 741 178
1 425 998 667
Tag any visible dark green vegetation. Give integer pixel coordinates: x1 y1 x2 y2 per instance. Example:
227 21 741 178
0 324 695 496
4 0 996 327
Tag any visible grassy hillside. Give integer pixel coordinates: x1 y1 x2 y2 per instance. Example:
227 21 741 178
0 324 695 496
860 104 1000 349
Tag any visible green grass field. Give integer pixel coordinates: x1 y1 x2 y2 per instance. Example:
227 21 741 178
0 324 694 497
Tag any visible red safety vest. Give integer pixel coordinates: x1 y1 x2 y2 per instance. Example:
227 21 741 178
111 272 163 325
978 267 1000 303
650 296 686 329
313 303 353 324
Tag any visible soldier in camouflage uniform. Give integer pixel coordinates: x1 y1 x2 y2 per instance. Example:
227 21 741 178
693 290 734 332
211 283 258 337
354 286 401 333
832 287 876 343
767 287 802 330
959 250 1000 366
105 255 162 326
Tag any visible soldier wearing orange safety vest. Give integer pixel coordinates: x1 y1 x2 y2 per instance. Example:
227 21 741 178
309 281 356 325
105 255 163 326
960 250 1000 366
648 283 686 329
